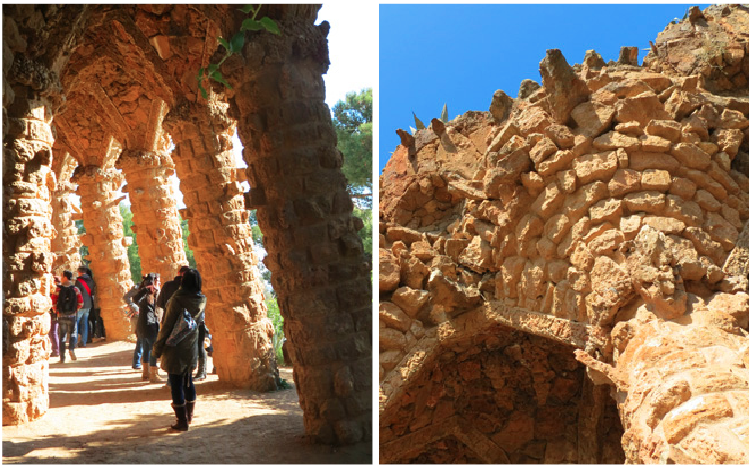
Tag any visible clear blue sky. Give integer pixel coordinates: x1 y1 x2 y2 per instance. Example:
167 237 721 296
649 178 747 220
379 3 707 172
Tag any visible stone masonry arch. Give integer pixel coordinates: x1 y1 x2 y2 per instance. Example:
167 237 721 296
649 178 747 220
379 5 748 463
3 4 371 445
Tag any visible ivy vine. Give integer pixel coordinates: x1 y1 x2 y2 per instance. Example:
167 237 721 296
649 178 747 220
197 4 280 99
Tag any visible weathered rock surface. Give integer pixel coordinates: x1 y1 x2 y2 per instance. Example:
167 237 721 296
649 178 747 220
380 5 748 464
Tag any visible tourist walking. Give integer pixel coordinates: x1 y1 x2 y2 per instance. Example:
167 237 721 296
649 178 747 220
75 266 95 348
137 278 162 382
51 270 84 363
153 268 207 432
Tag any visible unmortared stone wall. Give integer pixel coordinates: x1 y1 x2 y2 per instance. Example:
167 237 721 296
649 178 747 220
164 100 278 392
117 149 187 280
379 4 748 464
72 166 134 340
50 179 82 274
227 6 372 445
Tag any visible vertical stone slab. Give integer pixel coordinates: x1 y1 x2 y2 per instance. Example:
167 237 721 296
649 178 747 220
2 84 57 427
72 166 133 340
164 102 278 392
50 179 82 273
116 149 187 279
230 7 372 444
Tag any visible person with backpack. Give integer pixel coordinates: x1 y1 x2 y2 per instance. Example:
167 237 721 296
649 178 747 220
153 268 207 432
51 270 84 363
75 266 95 348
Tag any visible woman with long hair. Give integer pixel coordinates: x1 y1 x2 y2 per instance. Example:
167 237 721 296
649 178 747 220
153 268 207 431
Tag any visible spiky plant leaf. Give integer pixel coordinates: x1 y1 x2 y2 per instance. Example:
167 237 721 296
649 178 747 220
412 112 425 130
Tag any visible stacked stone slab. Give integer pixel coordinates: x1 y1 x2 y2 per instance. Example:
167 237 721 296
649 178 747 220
164 100 278 392
379 5 748 464
225 6 372 445
2 27 58 424
50 178 82 274
116 149 187 280
72 166 134 340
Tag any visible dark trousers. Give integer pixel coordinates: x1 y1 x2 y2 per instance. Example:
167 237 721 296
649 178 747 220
169 372 196 405
58 316 77 358
141 334 158 367
49 319 59 356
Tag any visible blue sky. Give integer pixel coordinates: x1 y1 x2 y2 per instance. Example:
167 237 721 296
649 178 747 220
379 3 707 172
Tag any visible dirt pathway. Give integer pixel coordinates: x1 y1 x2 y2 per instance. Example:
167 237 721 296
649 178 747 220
2 340 371 464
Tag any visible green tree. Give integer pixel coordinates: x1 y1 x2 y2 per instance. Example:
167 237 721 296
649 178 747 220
353 207 372 259
180 218 197 269
265 295 285 365
75 219 89 266
332 88 372 203
120 203 141 282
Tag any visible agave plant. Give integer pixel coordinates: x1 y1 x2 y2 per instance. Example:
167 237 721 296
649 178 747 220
410 104 449 135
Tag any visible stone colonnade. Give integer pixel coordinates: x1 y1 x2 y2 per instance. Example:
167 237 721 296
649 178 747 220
116 149 187 280
4 5 373 446
164 102 278 391
230 11 372 443
72 166 133 340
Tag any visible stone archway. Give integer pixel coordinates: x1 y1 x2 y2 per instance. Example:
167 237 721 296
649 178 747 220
380 322 625 464
3 4 371 445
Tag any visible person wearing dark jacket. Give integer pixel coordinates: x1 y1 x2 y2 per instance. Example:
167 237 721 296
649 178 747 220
75 266 95 348
137 284 162 382
153 269 206 432
156 265 190 321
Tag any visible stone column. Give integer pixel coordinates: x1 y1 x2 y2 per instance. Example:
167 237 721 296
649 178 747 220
164 102 277 391
2 80 57 427
229 6 372 444
116 150 187 280
50 180 82 273
72 166 133 340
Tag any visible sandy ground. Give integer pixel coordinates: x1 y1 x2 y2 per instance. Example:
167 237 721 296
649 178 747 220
2 340 371 464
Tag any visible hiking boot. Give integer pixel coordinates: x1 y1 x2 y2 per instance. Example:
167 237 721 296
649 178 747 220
69 349 77 361
170 402 189 431
194 358 207 381
142 363 150 381
186 400 195 425
149 366 163 383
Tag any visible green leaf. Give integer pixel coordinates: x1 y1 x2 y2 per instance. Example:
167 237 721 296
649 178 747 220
218 37 230 52
259 17 280 35
197 67 205 80
241 18 263 31
412 111 425 130
207 64 219 73
440 103 448 123
199 84 208 100
239 4 254 14
210 70 233 90
230 32 245 54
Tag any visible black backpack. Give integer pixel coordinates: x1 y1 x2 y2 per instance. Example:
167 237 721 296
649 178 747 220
57 286 78 315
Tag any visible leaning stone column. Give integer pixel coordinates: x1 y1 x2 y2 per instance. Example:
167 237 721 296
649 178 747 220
116 150 187 280
71 166 133 340
50 179 82 273
229 6 372 444
164 101 277 391
2 76 57 426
